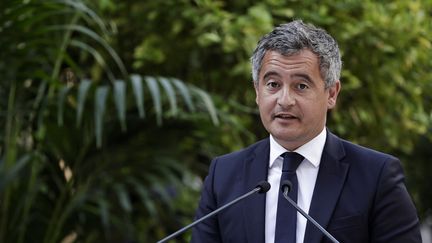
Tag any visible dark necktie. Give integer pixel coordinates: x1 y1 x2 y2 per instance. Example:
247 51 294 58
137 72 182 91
274 152 304 243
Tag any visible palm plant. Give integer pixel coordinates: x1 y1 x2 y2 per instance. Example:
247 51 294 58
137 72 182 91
0 0 219 242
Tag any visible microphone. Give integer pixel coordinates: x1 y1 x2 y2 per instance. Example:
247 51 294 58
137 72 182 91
280 180 340 243
157 181 271 243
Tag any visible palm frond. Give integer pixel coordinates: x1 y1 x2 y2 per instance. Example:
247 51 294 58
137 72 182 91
145 76 163 125
76 79 92 127
44 24 127 78
113 80 127 131
94 86 110 148
130 74 145 118
58 74 220 147
0 1 220 242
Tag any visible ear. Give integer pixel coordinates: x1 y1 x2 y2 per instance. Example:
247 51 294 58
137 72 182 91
327 80 341 109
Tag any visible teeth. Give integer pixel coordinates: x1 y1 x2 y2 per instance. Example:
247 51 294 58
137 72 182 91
277 114 294 118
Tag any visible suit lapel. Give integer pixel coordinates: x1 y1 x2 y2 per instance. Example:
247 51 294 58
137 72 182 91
242 139 270 243
304 132 349 243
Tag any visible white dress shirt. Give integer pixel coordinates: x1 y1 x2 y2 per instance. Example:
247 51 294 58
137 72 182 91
265 128 327 243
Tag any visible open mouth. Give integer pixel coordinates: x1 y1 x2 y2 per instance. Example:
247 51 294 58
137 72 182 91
274 113 298 120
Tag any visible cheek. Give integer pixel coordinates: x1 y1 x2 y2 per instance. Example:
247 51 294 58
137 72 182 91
260 95 275 107
257 97 275 118
302 100 326 117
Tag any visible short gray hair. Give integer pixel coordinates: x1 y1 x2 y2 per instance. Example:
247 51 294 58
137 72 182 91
251 20 341 88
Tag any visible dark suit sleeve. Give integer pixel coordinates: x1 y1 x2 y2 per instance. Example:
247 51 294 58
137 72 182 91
370 158 422 242
191 158 222 243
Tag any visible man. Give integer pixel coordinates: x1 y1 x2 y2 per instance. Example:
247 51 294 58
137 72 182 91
191 20 421 243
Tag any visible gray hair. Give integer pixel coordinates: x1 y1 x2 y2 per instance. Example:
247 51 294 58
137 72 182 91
251 20 341 88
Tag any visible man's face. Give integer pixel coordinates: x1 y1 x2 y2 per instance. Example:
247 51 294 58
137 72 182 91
255 50 340 150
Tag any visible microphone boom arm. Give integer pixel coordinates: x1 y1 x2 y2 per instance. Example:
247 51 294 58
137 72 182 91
157 182 268 243
282 188 340 243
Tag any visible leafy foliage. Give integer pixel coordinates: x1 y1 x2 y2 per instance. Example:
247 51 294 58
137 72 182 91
0 0 219 242
1 0 431 242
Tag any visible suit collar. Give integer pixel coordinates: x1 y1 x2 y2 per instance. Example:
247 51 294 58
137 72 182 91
269 128 326 169
294 128 327 168
240 132 348 243
304 131 349 243
242 138 270 243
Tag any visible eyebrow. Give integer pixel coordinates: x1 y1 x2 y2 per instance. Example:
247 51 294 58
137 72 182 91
291 73 313 84
262 71 314 85
262 71 282 81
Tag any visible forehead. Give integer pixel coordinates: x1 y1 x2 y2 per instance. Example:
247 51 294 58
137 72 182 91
259 49 320 79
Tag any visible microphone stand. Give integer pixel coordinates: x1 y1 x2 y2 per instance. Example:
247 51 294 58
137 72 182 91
157 182 269 243
282 187 340 243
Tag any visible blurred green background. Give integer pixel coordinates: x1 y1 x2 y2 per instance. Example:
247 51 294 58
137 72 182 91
1 0 431 242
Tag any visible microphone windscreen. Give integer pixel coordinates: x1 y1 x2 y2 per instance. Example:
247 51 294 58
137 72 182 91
281 180 293 193
256 181 271 193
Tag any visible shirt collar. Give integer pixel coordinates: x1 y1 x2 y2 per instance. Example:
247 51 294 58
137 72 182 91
269 128 327 169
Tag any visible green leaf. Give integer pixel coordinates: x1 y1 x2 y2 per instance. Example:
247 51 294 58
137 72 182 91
115 184 132 213
145 76 162 125
158 77 178 116
0 155 31 192
130 74 145 118
76 79 92 127
198 32 221 46
45 24 128 78
59 0 110 35
128 178 157 217
97 197 110 228
171 78 195 112
95 86 110 147
113 80 127 131
69 39 115 82
191 86 219 125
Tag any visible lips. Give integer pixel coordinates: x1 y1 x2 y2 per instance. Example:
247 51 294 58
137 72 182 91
273 112 298 120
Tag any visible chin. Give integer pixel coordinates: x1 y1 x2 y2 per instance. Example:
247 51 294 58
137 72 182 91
272 131 301 143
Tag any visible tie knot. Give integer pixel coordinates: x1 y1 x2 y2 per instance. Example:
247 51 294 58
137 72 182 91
282 152 303 172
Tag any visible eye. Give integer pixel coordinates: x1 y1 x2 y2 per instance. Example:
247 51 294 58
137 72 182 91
297 83 309 90
266 81 280 89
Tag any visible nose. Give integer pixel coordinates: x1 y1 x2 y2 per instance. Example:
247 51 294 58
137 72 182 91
277 87 296 108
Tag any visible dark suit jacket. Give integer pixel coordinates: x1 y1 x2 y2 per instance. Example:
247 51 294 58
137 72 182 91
191 131 421 243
